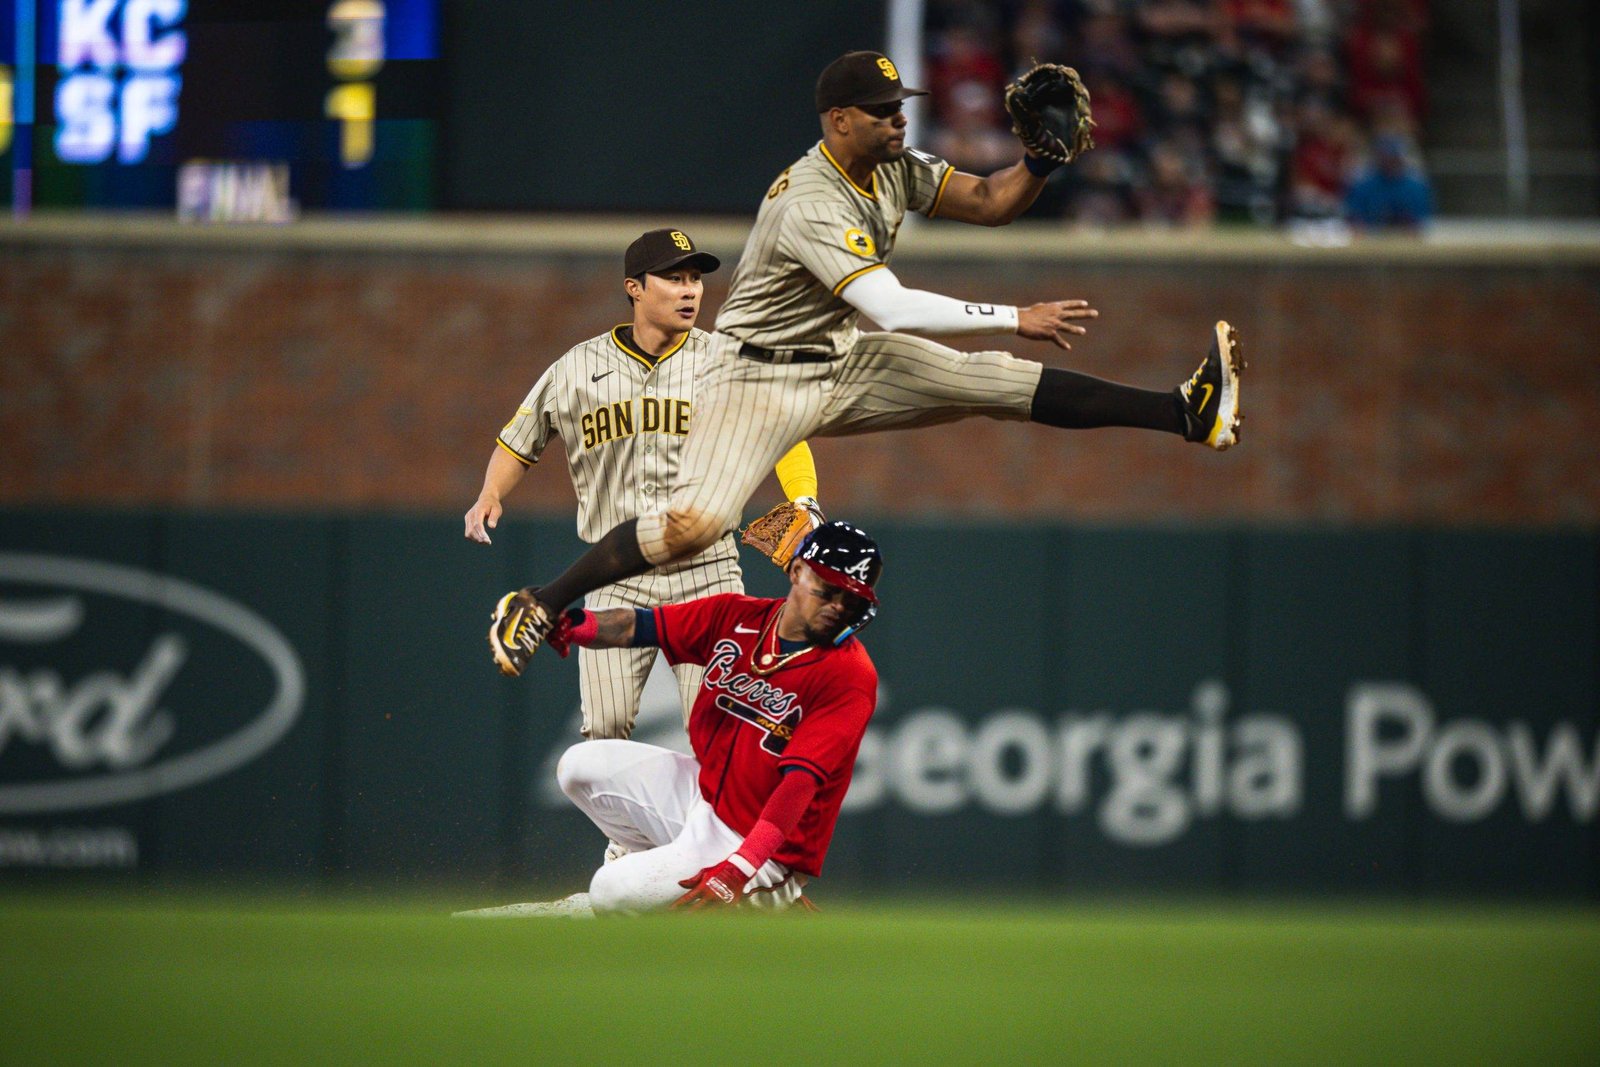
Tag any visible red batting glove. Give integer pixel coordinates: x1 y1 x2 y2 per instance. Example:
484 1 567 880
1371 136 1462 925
545 609 599 659
672 857 755 910
544 612 576 658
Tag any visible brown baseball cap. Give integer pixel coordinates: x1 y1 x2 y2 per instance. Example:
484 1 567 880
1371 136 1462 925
624 229 720 277
815 51 928 112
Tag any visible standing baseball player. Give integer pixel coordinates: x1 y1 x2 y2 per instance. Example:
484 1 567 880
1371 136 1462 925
466 227 823 744
488 50 1245 676
536 521 883 916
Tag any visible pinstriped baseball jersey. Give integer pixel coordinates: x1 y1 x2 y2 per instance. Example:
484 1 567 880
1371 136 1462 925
498 325 720 547
497 324 744 739
714 142 952 355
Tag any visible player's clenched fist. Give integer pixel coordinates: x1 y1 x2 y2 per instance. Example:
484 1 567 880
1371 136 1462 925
1017 299 1099 350
673 856 755 910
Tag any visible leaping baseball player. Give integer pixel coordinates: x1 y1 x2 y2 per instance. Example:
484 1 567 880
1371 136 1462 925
487 50 1245 678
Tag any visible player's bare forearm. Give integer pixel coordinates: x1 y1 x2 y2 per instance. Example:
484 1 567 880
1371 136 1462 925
932 162 1048 227
465 446 528 543
584 608 637 649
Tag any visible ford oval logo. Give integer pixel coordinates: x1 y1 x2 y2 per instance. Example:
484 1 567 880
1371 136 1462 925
0 553 305 813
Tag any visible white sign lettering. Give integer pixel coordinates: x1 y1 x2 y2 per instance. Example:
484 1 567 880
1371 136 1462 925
856 680 1302 846
54 0 186 164
0 554 305 814
1345 682 1600 823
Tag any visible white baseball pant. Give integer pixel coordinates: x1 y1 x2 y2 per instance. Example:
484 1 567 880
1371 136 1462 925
556 739 806 914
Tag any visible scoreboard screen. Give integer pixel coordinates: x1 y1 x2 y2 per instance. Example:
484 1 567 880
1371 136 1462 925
3 0 439 212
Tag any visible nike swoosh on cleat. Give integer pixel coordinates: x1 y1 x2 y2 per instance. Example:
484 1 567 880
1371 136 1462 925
1195 382 1214 413
591 371 613 382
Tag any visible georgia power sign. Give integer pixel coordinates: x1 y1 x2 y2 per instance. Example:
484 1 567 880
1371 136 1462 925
0 553 305 814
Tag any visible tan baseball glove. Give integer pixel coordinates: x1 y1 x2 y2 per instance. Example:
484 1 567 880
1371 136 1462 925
740 497 826 567
1004 63 1096 164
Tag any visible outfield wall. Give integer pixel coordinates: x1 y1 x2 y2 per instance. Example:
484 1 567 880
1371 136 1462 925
4 218 1600 524
1 510 1594 900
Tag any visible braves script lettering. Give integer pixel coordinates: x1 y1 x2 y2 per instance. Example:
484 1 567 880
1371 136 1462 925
702 640 801 719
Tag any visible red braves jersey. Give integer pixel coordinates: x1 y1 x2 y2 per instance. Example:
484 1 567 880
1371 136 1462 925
654 593 877 877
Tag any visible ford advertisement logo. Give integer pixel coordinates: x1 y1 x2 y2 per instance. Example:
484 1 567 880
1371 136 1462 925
0 554 305 814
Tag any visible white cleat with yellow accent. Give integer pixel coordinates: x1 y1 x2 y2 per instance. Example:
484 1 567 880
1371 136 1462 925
1179 320 1245 450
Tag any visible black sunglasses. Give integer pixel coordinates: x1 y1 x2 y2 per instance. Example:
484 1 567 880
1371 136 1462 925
857 101 904 119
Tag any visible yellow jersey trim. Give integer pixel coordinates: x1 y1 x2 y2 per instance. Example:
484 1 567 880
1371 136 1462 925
832 262 885 296
927 165 954 219
818 142 878 201
610 325 689 371
496 437 533 467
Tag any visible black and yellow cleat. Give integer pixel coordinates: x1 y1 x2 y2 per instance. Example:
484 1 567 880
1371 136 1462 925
488 588 556 677
1178 320 1245 450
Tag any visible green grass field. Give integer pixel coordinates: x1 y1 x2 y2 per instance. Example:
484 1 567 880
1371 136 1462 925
2 896 1596 1065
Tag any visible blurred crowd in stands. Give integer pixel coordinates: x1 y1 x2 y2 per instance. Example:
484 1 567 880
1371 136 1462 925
923 0 1435 230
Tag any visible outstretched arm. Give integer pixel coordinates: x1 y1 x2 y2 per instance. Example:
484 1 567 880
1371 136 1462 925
545 606 645 654
933 62 1090 226
928 159 1051 227
840 265 1097 349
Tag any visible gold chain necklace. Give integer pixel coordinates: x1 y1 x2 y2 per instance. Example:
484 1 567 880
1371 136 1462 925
751 606 818 676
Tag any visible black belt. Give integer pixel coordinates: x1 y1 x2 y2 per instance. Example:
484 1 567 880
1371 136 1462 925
737 342 831 364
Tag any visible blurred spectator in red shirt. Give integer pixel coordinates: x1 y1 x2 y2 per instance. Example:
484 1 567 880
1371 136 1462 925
1346 0 1426 125
931 81 1020 175
927 21 1009 124
1082 71 1145 152
1289 98 1359 217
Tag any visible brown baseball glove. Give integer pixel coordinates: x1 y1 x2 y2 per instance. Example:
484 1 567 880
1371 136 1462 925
1004 63 1095 164
740 497 825 568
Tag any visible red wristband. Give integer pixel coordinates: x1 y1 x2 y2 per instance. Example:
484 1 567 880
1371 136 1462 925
568 610 600 646
734 819 787 871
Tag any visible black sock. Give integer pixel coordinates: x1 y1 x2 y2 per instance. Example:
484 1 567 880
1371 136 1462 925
535 519 649 611
1029 367 1186 434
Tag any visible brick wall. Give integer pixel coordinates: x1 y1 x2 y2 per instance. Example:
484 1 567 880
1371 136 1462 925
5 231 1598 523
